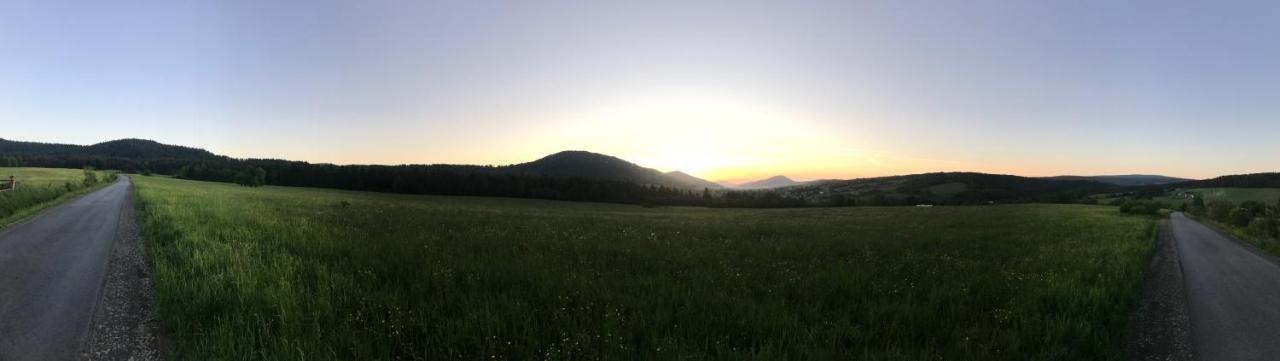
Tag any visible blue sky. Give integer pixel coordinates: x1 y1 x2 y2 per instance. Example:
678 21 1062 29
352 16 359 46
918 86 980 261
2 0 1277 180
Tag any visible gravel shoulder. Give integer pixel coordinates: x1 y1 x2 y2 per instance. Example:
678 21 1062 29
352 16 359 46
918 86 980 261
81 177 167 360
1125 219 1195 361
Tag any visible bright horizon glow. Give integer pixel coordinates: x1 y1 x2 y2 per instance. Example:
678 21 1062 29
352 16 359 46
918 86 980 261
3 0 1279 181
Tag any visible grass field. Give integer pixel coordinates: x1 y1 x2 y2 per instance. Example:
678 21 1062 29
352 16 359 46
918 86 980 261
0 167 115 227
1156 188 1280 206
133 176 1157 360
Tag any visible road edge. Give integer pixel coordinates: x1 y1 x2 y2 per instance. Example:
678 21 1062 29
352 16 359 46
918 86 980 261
80 176 167 360
1124 218 1196 361
1184 213 1280 267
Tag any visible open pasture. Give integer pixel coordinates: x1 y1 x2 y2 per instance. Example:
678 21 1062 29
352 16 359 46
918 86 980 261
133 176 1155 360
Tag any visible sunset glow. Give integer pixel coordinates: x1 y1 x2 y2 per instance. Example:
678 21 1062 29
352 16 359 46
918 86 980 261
3 1 1278 180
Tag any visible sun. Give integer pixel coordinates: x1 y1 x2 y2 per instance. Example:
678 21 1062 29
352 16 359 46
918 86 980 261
632 149 748 178
514 88 868 181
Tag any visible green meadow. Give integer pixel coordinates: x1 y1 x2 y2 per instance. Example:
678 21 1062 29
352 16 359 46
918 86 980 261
0 167 114 227
1156 187 1280 207
133 176 1156 360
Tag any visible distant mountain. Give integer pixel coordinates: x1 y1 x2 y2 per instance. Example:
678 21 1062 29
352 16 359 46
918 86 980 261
737 175 802 189
664 171 724 189
0 138 83 156
0 138 219 160
86 138 217 160
782 172 1116 206
5 137 1200 208
0 139 718 191
505 151 720 189
1174 173 1280 188
1043 174 1191 186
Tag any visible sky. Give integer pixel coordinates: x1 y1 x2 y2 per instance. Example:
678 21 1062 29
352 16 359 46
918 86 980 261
2 0 1278 182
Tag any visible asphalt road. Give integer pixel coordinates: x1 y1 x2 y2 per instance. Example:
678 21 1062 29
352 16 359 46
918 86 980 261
1172 212 1280 361
0 177 131 361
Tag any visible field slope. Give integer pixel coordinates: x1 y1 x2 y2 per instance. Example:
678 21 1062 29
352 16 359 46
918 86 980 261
133 176 1155 360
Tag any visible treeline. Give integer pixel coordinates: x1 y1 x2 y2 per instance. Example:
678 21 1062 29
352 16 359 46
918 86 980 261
147 160 1119 208
791 172 1119 207
8 155 203 175
175 163 266 187
1178 173 1280 188
116 158 798 207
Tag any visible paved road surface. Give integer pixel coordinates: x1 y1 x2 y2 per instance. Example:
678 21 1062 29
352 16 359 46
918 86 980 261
0 177 131 361
1172 212 1280 361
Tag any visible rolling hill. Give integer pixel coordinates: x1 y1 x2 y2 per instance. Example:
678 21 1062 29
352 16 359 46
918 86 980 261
780 172 1117 206
1043 174 1191 186
2 139 727 204
1174 173 1280 188
664 171 724 189
504 151 720 189
8 137 1236 208
0 138 219 160
737 175 803 189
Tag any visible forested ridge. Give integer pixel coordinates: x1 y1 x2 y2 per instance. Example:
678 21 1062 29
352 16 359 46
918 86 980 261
1 138 1169 207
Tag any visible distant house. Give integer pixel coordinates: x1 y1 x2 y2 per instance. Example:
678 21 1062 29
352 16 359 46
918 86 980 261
915 204 933 208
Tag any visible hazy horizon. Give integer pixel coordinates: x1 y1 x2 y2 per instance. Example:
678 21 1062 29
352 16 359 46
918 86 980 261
0 136 1212 183
4 0 1278 181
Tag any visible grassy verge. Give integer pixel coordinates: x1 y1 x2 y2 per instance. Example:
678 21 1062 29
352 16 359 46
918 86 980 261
134 176 1156 360
1155 187 1280 207
0 167 117 228
1186 213 1280 255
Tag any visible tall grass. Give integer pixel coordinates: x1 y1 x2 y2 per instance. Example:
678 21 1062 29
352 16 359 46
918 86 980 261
0 167 115 226
134 176 1155 360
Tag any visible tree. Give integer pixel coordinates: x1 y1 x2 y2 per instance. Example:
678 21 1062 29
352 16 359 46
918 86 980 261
82 167 98 186
251 167 267 187
1190 196 1207 216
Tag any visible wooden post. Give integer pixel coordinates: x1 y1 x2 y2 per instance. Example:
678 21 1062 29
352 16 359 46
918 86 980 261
8 176 13 190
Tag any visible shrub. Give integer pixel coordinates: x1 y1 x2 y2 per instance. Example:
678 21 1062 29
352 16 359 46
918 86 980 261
1209 200 1235 223
1230 208 1253 227
1249 217 1279 238
82 168 98 186
1240 201 1268 218
1119 200 1167 215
